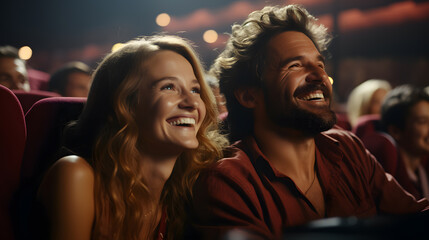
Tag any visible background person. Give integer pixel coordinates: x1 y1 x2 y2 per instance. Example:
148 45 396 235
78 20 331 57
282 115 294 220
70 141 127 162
381 85 429 200
347 79 391 128
0 45 30 91
48 61 92 97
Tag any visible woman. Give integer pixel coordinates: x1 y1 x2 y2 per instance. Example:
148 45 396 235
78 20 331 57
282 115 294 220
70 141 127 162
347 79 392 128
37 35 227 240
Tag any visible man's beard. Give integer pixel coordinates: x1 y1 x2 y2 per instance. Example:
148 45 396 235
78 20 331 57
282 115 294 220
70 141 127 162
265 94 337 136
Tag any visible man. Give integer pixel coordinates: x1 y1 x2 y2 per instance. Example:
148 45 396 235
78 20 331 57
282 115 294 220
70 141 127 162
189 5 428 239
48 61 92 97
0 45 30 91
381 85 429 200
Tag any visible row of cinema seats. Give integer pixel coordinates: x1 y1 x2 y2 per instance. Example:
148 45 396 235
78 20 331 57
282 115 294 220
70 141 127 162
0 85 86 240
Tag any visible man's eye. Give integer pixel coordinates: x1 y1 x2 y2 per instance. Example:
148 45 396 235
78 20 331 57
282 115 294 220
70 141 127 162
289 63 300 69
161 84 174 90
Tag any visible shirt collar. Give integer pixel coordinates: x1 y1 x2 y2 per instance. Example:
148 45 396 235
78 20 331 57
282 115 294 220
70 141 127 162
235 131 344 178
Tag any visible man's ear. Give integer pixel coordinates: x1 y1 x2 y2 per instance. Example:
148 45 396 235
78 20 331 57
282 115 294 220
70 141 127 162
234 87 262 109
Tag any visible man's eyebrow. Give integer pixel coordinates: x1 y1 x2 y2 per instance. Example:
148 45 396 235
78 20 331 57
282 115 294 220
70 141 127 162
317 55 326 64
278 56 302 68
278 55 326 68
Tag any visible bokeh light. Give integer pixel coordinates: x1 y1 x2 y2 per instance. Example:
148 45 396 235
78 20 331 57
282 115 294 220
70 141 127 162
19 46 32 60
111 43 124 52
156 13 171 27
329 76 334 85
203 30 218 43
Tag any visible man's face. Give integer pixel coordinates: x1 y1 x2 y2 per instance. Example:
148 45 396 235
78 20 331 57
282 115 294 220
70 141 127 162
0 57 29 91
258 31 336 136
64 72 92 97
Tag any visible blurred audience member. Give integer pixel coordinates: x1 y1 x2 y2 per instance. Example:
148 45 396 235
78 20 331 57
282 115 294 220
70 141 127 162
347 79 391 128
205 74 227 116
48 61 92 97
0 45 30 91
381 85 429 199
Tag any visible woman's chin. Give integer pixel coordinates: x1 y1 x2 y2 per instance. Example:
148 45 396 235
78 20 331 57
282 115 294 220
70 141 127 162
178 140 199 150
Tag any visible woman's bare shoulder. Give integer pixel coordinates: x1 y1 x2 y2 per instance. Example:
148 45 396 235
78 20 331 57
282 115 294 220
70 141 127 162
38 155 95 205
51 155 94 176
38 156 96 240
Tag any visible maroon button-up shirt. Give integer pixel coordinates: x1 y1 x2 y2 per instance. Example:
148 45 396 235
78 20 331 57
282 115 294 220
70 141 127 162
190 129 428 239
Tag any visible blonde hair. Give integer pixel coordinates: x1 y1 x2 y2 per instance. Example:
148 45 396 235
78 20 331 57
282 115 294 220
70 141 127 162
347 79 391 127
64 35 227 239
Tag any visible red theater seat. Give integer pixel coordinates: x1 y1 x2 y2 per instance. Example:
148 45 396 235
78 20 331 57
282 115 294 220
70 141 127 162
18 97 85 239
13 90 61 114
353 114 398 174
0 85 26 240
335 113 352 131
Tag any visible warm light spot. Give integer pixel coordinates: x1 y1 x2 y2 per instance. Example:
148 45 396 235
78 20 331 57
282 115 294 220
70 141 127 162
19 46 32 60
329 76 334 85
111 43 124 52
203 30 218 43
156 13 171 27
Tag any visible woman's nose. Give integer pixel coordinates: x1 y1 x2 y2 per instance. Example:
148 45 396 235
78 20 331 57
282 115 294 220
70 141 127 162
179 91 199 110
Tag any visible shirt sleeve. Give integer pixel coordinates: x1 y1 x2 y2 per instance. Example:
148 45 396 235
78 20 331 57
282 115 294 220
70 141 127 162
189 166 274 240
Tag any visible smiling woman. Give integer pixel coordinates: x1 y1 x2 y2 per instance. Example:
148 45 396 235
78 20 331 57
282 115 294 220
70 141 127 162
37 35 228 240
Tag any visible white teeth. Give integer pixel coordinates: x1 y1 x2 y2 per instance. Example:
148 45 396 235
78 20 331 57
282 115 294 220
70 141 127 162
169 118 196 126
301 92 324 101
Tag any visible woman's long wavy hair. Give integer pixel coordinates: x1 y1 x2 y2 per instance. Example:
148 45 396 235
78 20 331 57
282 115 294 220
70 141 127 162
63 35 227 239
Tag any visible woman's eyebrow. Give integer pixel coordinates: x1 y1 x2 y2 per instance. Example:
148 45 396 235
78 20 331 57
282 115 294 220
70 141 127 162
150 77 178 87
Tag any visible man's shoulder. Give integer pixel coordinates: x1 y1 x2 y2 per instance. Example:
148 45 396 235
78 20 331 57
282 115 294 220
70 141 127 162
319 128 364 148
210 142 255 174
317 128 371 168
322 128 358 140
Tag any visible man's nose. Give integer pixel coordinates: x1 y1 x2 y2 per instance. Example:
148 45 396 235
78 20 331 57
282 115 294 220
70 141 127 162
305 65 329 83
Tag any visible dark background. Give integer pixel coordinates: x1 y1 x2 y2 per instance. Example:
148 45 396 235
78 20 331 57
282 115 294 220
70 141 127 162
1 0 429 103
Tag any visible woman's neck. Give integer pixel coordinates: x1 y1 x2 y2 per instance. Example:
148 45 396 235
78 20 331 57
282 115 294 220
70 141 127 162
140 152 178 201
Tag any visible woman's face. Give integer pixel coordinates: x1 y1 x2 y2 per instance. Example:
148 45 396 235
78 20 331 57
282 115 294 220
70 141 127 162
367 88 388 115
396 100 429 157
136 50 206 155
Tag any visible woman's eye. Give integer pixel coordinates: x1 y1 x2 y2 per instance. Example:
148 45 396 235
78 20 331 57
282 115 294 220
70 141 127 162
191 87 201 94
161 84 174 91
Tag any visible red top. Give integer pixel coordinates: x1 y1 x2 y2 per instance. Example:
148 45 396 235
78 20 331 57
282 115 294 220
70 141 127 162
190 129 429 240
155 210 167 240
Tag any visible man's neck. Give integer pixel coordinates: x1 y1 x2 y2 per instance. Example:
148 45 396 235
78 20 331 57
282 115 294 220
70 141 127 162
253 124 316 181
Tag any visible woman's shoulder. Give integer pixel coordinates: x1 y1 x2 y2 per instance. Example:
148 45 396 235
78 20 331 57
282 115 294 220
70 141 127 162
45 155 94 185
51 155 94 176
38 155 95 204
